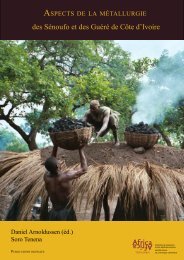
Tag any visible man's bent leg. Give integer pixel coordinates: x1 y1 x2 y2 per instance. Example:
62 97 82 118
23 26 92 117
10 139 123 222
109 116 120 146
111 126 120 146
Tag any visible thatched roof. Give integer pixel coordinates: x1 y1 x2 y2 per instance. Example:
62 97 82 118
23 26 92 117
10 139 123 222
0 151 28 177
71 162 184 220
0 150 66 220
0 145 184 220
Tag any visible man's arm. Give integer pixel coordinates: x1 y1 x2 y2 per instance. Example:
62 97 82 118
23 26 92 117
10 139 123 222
82 111 90 125
78 146 88 172
96 110 110 137
60 147 88 181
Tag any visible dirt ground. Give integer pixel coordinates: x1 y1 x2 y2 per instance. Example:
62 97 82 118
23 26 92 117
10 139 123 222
41 142 184 169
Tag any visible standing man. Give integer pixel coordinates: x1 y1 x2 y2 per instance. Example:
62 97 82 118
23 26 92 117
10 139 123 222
83 100 120 146
44 147 87 221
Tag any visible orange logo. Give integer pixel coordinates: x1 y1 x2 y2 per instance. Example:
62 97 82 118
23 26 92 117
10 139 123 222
133 239 152 251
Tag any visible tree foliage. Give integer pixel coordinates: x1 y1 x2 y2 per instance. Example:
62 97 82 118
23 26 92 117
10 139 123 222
0 127 28 152
0 40 157 150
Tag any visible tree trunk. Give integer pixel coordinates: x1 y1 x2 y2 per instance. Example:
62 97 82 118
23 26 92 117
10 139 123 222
27 128 38 150
1 115 39 151
28 138 38 150
154 124 172 146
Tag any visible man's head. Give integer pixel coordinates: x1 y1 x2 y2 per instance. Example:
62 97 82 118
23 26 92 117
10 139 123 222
45 156 58 174
90 100 100 114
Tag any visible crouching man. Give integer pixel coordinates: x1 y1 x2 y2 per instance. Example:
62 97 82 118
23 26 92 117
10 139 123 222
83 100 120 146
44 147 87 221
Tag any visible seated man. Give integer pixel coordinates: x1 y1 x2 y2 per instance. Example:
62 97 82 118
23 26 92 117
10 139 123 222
44 147 87 221
83 100 120 146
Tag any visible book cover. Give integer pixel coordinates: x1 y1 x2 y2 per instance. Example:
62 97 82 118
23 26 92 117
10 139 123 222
0 0 184 259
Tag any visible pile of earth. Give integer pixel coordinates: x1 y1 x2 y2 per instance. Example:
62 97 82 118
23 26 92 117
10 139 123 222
41 143 184 170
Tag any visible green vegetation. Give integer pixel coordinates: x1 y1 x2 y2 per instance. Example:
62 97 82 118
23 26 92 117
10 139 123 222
0 127 28 152
0 40 183 151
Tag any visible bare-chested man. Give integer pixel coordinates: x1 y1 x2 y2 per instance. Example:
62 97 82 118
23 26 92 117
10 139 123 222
83 100 120 146
44 147 87 221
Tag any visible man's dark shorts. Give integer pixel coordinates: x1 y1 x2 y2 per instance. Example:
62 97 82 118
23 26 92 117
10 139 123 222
49 207 77 221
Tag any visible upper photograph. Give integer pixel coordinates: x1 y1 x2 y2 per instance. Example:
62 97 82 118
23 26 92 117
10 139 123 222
0 40 184 221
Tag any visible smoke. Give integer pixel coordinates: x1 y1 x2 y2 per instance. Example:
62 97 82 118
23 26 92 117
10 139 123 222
132 51 184 124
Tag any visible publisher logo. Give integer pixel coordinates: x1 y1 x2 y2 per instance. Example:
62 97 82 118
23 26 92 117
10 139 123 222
132 239 152 251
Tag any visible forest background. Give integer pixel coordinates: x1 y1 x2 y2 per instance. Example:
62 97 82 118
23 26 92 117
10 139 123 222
0 40 183 152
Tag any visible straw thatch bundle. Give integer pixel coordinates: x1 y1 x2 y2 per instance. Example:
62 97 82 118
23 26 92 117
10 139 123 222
0 151 20 159
71 162 184 220
0 151 29 177
150 164 184 220
0 150 66 220
0 149 184 220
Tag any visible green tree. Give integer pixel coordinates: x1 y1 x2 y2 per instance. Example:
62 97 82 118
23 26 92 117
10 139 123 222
162 104 184 148
0 41 72 150
0 40 155 149
0 127 28 152
133 57 158 76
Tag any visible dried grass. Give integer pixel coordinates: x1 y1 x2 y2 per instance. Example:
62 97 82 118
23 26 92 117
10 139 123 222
150 164 184 220
0 149 184 220
71 162 184 220
0 150 66 220
0 151 29 177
